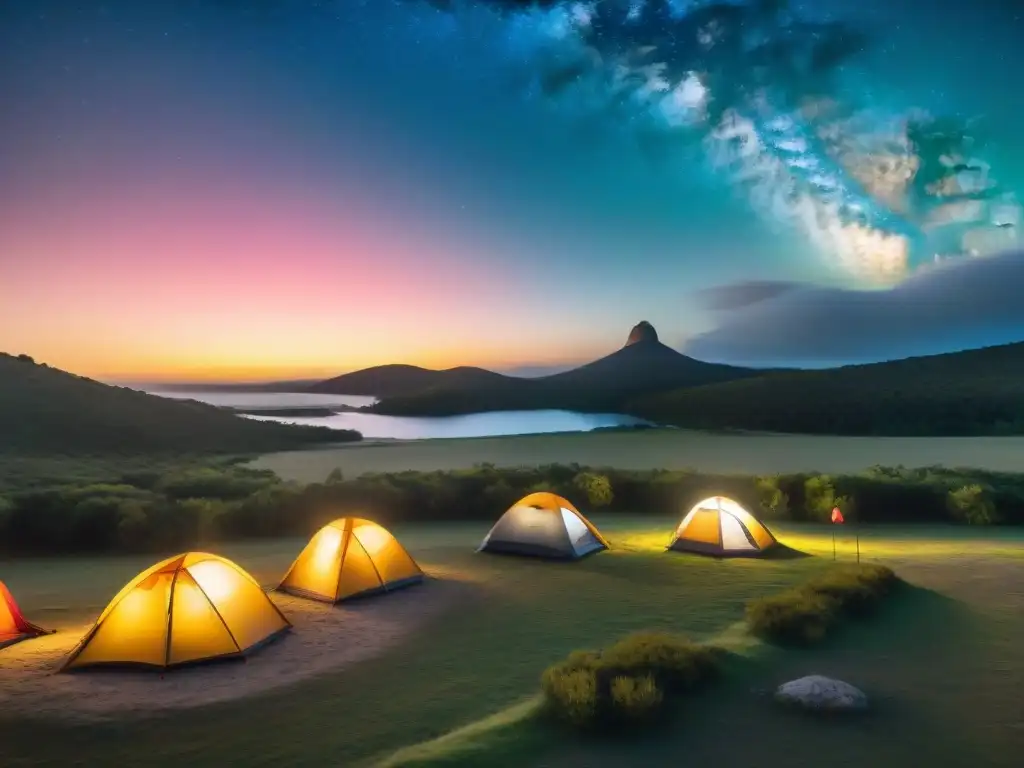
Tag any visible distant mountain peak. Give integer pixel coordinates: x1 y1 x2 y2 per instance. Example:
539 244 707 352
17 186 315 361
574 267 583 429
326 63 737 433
625 321 659 347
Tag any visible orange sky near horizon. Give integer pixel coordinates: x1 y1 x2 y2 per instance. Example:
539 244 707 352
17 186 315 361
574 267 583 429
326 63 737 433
0 173 612 382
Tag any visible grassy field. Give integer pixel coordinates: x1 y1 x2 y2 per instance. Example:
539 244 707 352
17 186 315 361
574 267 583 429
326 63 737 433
251 428 1024 482
2 520 1022 768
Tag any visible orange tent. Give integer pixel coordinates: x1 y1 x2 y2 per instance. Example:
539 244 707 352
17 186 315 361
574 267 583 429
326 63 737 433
1 580 52 650
278 518 424 603
62 552 291 671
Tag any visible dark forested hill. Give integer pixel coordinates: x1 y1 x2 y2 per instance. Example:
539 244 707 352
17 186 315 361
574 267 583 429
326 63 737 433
630 341 1024 436
309 364 514 399
0 353 358 454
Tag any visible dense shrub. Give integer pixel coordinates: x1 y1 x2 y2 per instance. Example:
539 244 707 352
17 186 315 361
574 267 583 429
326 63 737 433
803 475 837 522
156 467 277 500
946 484 998 525
805 564 899 617
541 632 720 731
755 475 790 519
609 675 662 720
745 588 838 646
573 472 614 508
746 564 900 646
2 459 1023 556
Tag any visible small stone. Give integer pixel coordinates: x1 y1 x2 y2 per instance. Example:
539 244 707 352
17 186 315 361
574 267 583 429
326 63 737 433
774 675 868 712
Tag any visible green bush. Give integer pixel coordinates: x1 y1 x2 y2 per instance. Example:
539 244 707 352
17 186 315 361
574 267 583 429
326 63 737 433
609 675 663 720
746 564 900 645
599 631 720 693
745 588 838 646
541 666 599 727
803 475 837 521
947 484 998 525
156 467 276 500
572 472 614 508
805 564 898 617
541 632 720 731
755 475 789 519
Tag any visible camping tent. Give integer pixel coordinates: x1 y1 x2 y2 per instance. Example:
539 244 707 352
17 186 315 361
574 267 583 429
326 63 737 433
669 495 777 557
1 580 52 651
478 492 609 559
62 552 290 671
277 517 424 602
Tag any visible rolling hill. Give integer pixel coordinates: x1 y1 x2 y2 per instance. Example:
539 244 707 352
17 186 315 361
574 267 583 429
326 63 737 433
0 353 360 455
364 322 762 415
309 364 513 398
629 341 1024 436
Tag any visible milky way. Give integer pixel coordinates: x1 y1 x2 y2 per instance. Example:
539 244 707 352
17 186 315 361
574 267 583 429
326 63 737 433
409 0 1021 283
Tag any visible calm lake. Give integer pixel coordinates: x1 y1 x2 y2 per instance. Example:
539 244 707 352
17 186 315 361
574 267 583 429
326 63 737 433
147 390 649 440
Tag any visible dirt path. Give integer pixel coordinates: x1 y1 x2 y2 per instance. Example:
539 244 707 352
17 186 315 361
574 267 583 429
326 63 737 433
0 573 465 723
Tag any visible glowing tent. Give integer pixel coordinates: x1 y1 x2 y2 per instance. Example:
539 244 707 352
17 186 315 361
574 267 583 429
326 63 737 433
277 517 424 602
1 580 52 651
478 492 609 559
62 553 290 671
669 496 777 557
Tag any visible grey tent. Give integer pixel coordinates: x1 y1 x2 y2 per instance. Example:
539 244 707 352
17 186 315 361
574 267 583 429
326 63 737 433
478 492 609 559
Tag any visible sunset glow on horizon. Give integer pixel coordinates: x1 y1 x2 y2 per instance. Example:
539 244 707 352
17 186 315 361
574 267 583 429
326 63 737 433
2 169 615 381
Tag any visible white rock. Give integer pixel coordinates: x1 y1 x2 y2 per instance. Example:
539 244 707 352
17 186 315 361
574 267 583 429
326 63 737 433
774 675 868 712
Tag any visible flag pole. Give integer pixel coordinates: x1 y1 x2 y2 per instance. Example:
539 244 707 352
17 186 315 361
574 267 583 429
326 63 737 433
830 506 842 560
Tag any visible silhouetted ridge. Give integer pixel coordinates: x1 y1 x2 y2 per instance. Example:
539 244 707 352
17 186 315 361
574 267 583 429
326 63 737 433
313 323 764 416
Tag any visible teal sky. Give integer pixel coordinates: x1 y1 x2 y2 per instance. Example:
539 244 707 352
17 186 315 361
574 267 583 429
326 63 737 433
2 0 1022 377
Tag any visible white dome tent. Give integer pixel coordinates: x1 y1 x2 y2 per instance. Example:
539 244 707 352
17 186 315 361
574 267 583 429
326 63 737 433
669 495 777 557
478 492 609 560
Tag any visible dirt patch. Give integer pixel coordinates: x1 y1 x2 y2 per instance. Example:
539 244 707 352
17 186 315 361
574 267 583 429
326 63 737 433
0 571 467 723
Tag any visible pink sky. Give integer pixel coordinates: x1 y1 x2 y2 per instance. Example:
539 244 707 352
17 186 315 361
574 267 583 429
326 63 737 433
0 171 605 381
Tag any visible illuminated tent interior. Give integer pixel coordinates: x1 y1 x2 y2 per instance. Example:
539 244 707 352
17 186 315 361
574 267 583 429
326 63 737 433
277 517 424 603
669 495 777 557
1 580 53 651
478 492 609 559
62 553 291 671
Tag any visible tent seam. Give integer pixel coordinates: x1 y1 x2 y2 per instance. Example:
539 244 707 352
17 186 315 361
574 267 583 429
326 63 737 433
189 568 244 655
354 533 386 590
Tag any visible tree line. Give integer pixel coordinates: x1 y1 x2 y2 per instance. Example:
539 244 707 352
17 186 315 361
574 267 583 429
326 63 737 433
0 460 1017 557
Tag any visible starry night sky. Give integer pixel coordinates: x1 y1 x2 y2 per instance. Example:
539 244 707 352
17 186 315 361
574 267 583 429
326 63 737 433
1 0 1022 380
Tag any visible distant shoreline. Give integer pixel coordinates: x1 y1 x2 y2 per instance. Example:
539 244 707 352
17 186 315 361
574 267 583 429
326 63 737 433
226 405 363 417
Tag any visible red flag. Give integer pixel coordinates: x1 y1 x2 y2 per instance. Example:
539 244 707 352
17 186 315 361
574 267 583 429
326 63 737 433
831 507 844 524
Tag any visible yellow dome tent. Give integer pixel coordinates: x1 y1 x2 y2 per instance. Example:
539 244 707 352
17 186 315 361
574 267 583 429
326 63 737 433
277 518 424 603
62 553 290 671
669 495 777 557
1 580 53 651
478 492 609 559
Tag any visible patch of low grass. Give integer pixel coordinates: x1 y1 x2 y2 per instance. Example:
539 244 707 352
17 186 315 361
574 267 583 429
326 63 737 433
745 563 899 646
378 696 550 768
541 631 722 731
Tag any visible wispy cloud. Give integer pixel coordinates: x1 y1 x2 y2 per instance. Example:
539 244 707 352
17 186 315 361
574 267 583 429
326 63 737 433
684 250 1024 367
